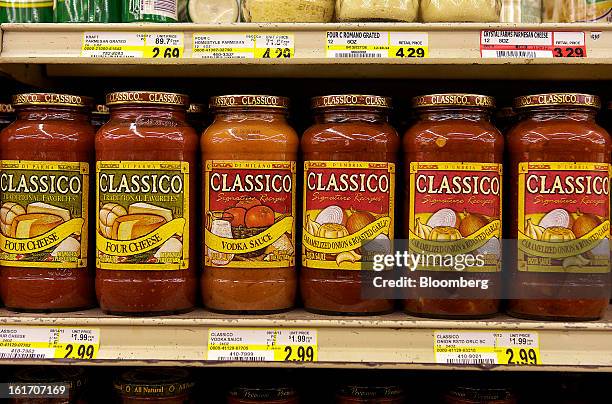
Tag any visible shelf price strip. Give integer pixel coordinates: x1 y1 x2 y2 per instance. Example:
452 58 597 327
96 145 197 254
326 31 429 59
192 33 295 59
480 30 587 58
207 328 317 362
434 331 541 366
0 326 100 360
81 32 184 59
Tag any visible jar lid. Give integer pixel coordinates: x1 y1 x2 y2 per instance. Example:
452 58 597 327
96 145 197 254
513 93 600 109
187 103 205 114
444 386 515 402
13 93 93 108
92 104 109 115
14 366 87 392
412 94 495 109
229 386 297 401
106 91 189 107
0 104 14 113
337 385 404 398
114 368 194 398
311 94 392 109
210 95 290 109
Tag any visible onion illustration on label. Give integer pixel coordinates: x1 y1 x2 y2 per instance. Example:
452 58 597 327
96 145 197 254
426 208 460 228
315 205 345 225
539 208 572 229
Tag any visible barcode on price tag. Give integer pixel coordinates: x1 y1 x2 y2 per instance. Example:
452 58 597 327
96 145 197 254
0 327 100 360
207 328 317 362
481 30 586 58
326 31 429 59
434 330 541 365
81 32 184 58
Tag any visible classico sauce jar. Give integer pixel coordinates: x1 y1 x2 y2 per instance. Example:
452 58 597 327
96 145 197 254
301 95 399 315
403 94 503 319
507 93 611 321
201 95 298 313
95 91 198 315
0 93 95 312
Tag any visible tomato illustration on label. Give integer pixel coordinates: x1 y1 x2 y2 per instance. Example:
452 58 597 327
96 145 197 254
409 162 502 272
518 162 611 273
204 160 296 269
302 161 395 270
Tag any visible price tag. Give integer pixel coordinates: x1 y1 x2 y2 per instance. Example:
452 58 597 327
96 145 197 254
326 31 428 59
434 331 540 365
481 30 586 58
192 33 256 59
0 327 100 360
82 32 184 58
390 32 429 58
143 33 184 59
254 33 294 59
192 33 293 59
207 329 317 362
81 32 145 58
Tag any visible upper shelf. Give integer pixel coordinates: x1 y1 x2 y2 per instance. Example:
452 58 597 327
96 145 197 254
0 23 611 81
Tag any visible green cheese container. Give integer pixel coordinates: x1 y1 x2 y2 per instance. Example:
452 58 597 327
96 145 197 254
54 0 121 23
123 0 178 22
0 0 53 23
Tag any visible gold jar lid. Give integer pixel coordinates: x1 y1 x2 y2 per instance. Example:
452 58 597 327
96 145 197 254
210 95 290 110
0 104 14 113
92 104 109 115
187 103 205 114
13 93 93 108
311 94 392 109
106 91 189 107
514 93 600 109
412 94 495 109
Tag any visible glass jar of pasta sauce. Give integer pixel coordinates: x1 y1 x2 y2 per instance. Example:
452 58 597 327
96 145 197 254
336 385 405 403
403 94 503 319
301 95 399 315
186 103 206 133
0 93 95 312
228 386 298 404
0 103 15 129
201 95 298 313
10 366 88 404
95 91 198 315
114 368 194 404
91 104 110 131
507 93 611 321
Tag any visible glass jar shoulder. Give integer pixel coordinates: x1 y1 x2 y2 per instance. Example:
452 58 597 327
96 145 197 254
0 118 94 157
403 118 503 153
96 118 199 152
201 119 299 154
507 117 611 155
301 121 400 154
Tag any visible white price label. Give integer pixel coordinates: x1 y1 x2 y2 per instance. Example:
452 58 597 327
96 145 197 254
434 330 541 365
326 31 428 59
481 31 586 58
0 326 100 360
208 328 317 362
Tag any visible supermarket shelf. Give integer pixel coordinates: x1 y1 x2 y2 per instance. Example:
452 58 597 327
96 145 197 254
0 23 611 82
0 307 611 371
